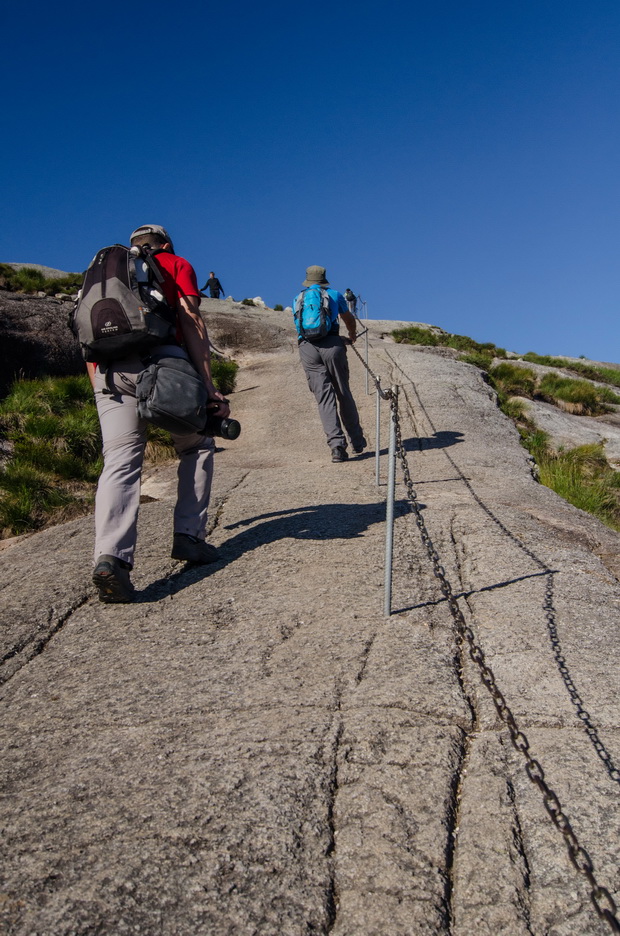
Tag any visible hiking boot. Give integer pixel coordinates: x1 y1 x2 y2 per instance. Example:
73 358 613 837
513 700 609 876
171 533 220 564
93 555 135 604
331 446 349 463
353 436 368 454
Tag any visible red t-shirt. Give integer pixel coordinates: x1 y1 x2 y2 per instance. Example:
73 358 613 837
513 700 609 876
154 251 200 304
154 251 200 346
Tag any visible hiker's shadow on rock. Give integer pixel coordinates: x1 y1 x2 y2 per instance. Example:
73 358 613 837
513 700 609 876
140 499 417 600
220 498 415 562
140 560 222 601
370 430 464 458
404 430 464 453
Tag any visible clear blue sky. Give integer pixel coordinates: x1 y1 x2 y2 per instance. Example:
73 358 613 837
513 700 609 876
3 0 618 359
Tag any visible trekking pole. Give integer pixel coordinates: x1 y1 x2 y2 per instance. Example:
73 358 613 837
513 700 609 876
384 385 398 616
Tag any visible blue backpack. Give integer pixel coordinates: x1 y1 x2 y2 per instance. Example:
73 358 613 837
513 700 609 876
293 286 333 342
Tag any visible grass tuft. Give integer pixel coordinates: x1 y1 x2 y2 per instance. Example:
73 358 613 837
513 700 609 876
522 352 620 390
0 357 239 538
0 263 83 295
537 373 620 415
211 358 239 395
489 362 536 398
392 325 507 358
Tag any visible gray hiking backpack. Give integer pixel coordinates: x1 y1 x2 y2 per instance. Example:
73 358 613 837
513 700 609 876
293 286 333 342
70 244 177 362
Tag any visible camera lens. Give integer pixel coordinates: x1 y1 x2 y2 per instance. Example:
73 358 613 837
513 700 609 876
204 414 241 440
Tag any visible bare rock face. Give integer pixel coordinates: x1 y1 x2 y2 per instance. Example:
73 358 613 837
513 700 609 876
2 319 620 934
0 291 84 398
201 296 298 354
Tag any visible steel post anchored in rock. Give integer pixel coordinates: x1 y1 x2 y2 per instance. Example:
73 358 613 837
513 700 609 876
1 309 620 935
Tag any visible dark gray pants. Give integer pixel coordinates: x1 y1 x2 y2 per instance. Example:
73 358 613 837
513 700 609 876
298 335 364 451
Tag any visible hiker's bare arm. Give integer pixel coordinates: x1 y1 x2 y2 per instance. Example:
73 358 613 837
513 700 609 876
86 361 96 389
178 295 230 417
340 310 358 342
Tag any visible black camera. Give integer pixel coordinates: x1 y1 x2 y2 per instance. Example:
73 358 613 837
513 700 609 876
204 413 241 440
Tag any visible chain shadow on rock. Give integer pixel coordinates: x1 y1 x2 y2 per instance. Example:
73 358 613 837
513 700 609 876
392 568 554 614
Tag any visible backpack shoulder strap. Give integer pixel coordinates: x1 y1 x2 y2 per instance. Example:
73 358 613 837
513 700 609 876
138 245 165 286
295 287 309 338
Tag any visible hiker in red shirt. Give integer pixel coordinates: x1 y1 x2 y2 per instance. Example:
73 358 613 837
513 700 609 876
87 224 229 603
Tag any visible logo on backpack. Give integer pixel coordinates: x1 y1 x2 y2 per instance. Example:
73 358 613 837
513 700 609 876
70 244 177 362
293 286 334 342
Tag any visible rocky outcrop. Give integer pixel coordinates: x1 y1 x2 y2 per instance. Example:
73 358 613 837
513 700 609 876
2 262 79 280
0 291 83 398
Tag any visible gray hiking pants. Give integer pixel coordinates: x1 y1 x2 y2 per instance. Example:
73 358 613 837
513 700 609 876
298 335 364 451
93 348 214 568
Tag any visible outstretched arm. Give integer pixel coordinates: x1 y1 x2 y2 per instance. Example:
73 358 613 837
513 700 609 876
177 295 230 417
340 309 358 343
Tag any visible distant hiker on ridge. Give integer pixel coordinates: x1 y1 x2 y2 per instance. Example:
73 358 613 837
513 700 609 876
344 288 357 316
201 272 225 299
292 265 366 463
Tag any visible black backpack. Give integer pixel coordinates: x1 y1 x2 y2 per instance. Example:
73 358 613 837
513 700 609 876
70 244 177 362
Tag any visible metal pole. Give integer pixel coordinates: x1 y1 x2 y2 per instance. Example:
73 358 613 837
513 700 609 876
365 326 369 395
384 386 398 616
375 386 381 486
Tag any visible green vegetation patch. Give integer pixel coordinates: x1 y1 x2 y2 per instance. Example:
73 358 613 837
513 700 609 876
489 362 536 398
519 433 620 530
0 375 101 536
537 372 620 415
392 325 507 358
0 263 83 296
0 358 239 538
392 325 440 346
522 352 620 390
211 358 238 395
396 328 620 530
468 358 620 416
460 350 495 370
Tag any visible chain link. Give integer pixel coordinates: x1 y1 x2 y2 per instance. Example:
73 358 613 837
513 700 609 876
385 389 620 933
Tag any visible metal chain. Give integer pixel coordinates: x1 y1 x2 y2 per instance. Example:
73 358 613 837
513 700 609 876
387 392 620 933
393 369 620 789
349 338 620 930
543 575 620 786
349 339 390 396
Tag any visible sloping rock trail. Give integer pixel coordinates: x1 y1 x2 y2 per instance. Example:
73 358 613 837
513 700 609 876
1 309 620 935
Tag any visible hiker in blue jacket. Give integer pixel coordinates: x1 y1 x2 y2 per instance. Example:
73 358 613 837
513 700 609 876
293 265 366 463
